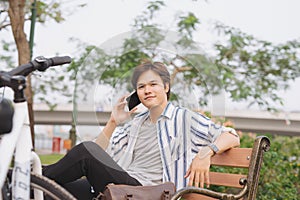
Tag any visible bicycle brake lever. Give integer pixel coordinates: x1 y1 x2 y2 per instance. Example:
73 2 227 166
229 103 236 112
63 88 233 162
31 56 49 71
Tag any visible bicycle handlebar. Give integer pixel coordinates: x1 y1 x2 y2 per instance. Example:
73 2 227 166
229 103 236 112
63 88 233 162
0 56 72 88
7 56 72 76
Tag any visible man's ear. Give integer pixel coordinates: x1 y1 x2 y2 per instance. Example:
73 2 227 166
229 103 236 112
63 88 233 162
164 83 170 93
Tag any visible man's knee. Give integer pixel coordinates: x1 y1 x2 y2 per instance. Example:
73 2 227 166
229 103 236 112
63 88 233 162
76 141 106 158
75 141 97 151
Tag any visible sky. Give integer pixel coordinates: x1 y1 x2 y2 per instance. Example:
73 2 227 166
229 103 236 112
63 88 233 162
2 0 300 112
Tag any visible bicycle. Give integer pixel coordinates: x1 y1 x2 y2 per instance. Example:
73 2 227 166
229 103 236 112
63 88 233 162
0 56 76 200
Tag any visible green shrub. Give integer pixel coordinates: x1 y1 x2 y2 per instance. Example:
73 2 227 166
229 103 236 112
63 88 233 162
207 132 299 199
242 133 300 199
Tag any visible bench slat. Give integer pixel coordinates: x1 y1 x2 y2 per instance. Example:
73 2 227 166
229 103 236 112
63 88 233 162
182 172 247 200
178 136 271 200
183 193 216 200
210 172 246 188
211 148 252 168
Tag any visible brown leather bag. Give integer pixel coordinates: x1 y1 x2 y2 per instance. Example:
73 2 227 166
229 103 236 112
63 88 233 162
96 182 176 200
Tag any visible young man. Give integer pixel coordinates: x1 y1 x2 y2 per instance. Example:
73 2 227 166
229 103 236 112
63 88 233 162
43 61 240 199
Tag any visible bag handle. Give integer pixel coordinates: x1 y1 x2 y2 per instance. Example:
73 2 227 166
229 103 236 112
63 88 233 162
124 190 171 200
93 192 104 200
161 190 171 200
125 194 133 200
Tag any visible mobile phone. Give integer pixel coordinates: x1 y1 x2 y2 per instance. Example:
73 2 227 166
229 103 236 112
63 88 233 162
126 91 141 111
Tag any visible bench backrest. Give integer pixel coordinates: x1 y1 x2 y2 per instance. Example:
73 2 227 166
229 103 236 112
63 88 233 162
178 136 271 200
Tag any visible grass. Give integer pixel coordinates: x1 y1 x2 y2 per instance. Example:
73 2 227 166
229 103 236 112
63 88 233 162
38 154 64 165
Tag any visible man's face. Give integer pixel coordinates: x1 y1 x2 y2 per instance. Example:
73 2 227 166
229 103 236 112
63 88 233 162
136 70 169 110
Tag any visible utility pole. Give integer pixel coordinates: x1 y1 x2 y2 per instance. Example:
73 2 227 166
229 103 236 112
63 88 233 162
29 0 37 59
29 0 37 148
69 71 78 148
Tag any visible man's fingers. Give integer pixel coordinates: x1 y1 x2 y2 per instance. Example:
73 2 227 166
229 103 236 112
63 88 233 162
194 172 200 187
114 96 127 109
184 169 190 178
200 172 205 188
119 95 127 103
129 107 138 114
205 171 210 188
188 171 195 186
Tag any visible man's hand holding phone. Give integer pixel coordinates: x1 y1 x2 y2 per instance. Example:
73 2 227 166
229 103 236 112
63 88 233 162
126 91 141 111
111 93 139 125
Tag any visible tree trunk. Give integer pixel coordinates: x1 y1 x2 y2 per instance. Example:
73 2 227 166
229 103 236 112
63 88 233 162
8 0 35 147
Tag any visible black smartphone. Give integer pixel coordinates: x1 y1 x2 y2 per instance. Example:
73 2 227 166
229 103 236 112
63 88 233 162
126 91 141 111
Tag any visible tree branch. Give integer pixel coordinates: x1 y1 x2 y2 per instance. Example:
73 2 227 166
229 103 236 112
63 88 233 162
0 22 11 30
170 60 193 85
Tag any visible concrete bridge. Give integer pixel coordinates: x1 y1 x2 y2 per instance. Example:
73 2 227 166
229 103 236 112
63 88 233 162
33 104 300 136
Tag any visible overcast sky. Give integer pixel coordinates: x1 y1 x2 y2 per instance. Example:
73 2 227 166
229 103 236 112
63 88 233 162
2 0 300 112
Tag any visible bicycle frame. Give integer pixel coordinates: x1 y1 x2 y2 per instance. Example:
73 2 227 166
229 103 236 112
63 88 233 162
0 101 43 199
0 55 72 200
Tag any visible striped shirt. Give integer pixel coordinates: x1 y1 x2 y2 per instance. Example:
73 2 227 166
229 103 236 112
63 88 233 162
106 102 234 190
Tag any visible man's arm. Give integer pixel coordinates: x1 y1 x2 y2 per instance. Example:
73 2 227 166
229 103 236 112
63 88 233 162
95 116 117 150
185 131 240 188
95 95 138 150
210 130 240 154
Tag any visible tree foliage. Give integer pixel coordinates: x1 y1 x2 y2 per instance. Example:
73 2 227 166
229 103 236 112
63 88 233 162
1 1 300 111
69 0 300 112
0 0 85 108
214 23 300 111
0 0 70 31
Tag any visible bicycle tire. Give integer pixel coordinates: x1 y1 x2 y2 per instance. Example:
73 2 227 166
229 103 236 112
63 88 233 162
2 169 76 200
30 172 76 200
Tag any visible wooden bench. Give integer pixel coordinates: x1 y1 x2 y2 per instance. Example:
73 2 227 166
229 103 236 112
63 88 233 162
171 136 271 200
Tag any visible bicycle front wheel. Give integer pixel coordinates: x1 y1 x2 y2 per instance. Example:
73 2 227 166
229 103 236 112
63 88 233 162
30 172 76 200
3 169 76 200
